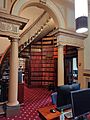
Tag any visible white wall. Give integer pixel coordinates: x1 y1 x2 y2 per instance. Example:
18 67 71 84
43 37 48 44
84 13 90 69
52 0 75 30
66 6 75 31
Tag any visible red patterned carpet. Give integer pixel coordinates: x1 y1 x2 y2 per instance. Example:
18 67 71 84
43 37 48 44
0 86 52 120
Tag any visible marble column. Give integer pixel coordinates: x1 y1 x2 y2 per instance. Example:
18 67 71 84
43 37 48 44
57 43 64 86
6 37 19 117
78 48 84 88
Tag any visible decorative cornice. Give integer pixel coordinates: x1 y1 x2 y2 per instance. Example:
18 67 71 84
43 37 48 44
0 30 19 38
53 27 86 48
0 11 28 30
48 27 88 39
0 11 28 37
56 34 84 48
0 21 19 33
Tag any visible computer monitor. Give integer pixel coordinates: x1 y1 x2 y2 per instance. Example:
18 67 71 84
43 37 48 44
57 83 80 111
71 88 90 120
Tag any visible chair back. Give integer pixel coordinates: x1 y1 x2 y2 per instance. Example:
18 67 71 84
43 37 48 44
51 92 57 105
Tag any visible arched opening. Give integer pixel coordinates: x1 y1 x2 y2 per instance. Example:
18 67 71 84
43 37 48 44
11 0 65 28
10 0 65 88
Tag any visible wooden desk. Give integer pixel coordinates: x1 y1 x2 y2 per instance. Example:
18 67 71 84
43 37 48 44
38 105 72 120
38 105 61 120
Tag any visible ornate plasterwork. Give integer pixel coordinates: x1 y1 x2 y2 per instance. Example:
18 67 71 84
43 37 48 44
57 35 84 48
51 28 87 48
0 11 28 38
0 21 19 33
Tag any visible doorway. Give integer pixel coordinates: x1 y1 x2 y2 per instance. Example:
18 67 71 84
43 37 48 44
64 45 78 84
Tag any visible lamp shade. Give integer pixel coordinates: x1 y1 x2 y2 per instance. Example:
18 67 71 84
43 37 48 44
75 0 88 33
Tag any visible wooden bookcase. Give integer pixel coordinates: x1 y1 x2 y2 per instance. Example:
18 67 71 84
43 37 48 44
28 39 58 87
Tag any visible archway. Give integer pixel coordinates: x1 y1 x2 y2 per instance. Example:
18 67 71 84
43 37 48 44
10 0 66 88
11 0 65 28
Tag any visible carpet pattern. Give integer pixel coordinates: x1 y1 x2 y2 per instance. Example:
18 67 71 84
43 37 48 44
0 86 52 120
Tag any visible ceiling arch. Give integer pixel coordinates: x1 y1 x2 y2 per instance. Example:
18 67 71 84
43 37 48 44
11 0 65 28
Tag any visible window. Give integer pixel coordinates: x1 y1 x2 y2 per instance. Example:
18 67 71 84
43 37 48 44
73 58 78 79
73 58 77 71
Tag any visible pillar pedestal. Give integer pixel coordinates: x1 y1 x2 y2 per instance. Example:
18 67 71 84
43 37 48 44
6 104 20 117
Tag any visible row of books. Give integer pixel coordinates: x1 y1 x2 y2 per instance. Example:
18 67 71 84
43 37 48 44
30 77 55 80
31 64 54 67
31 72 55 76
31 68 54 71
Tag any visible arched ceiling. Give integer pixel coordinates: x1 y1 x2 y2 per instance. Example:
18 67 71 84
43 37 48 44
12 0 62 37
19 6 45 33
19 6 44 24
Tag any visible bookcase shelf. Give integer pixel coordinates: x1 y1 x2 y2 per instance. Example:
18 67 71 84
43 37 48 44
26 38 58 87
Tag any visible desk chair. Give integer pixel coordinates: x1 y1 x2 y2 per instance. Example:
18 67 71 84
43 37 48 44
51 92 57 105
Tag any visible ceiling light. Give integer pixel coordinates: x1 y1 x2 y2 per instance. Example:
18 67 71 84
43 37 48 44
75 0 88 33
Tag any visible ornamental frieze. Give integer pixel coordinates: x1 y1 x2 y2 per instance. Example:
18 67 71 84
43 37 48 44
0 21 19 33
57 35 84 48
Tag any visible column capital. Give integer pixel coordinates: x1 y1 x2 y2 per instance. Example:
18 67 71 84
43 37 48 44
56 41 65 48
9 36 20 42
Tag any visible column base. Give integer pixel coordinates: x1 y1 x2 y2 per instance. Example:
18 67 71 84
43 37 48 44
5 104 20 117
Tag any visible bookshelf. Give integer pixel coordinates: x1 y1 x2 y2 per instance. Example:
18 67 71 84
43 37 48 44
28 38 58 87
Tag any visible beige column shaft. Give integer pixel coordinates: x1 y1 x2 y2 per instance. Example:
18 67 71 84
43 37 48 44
7 38 19 106
57 44 64 86
78 48 84 88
